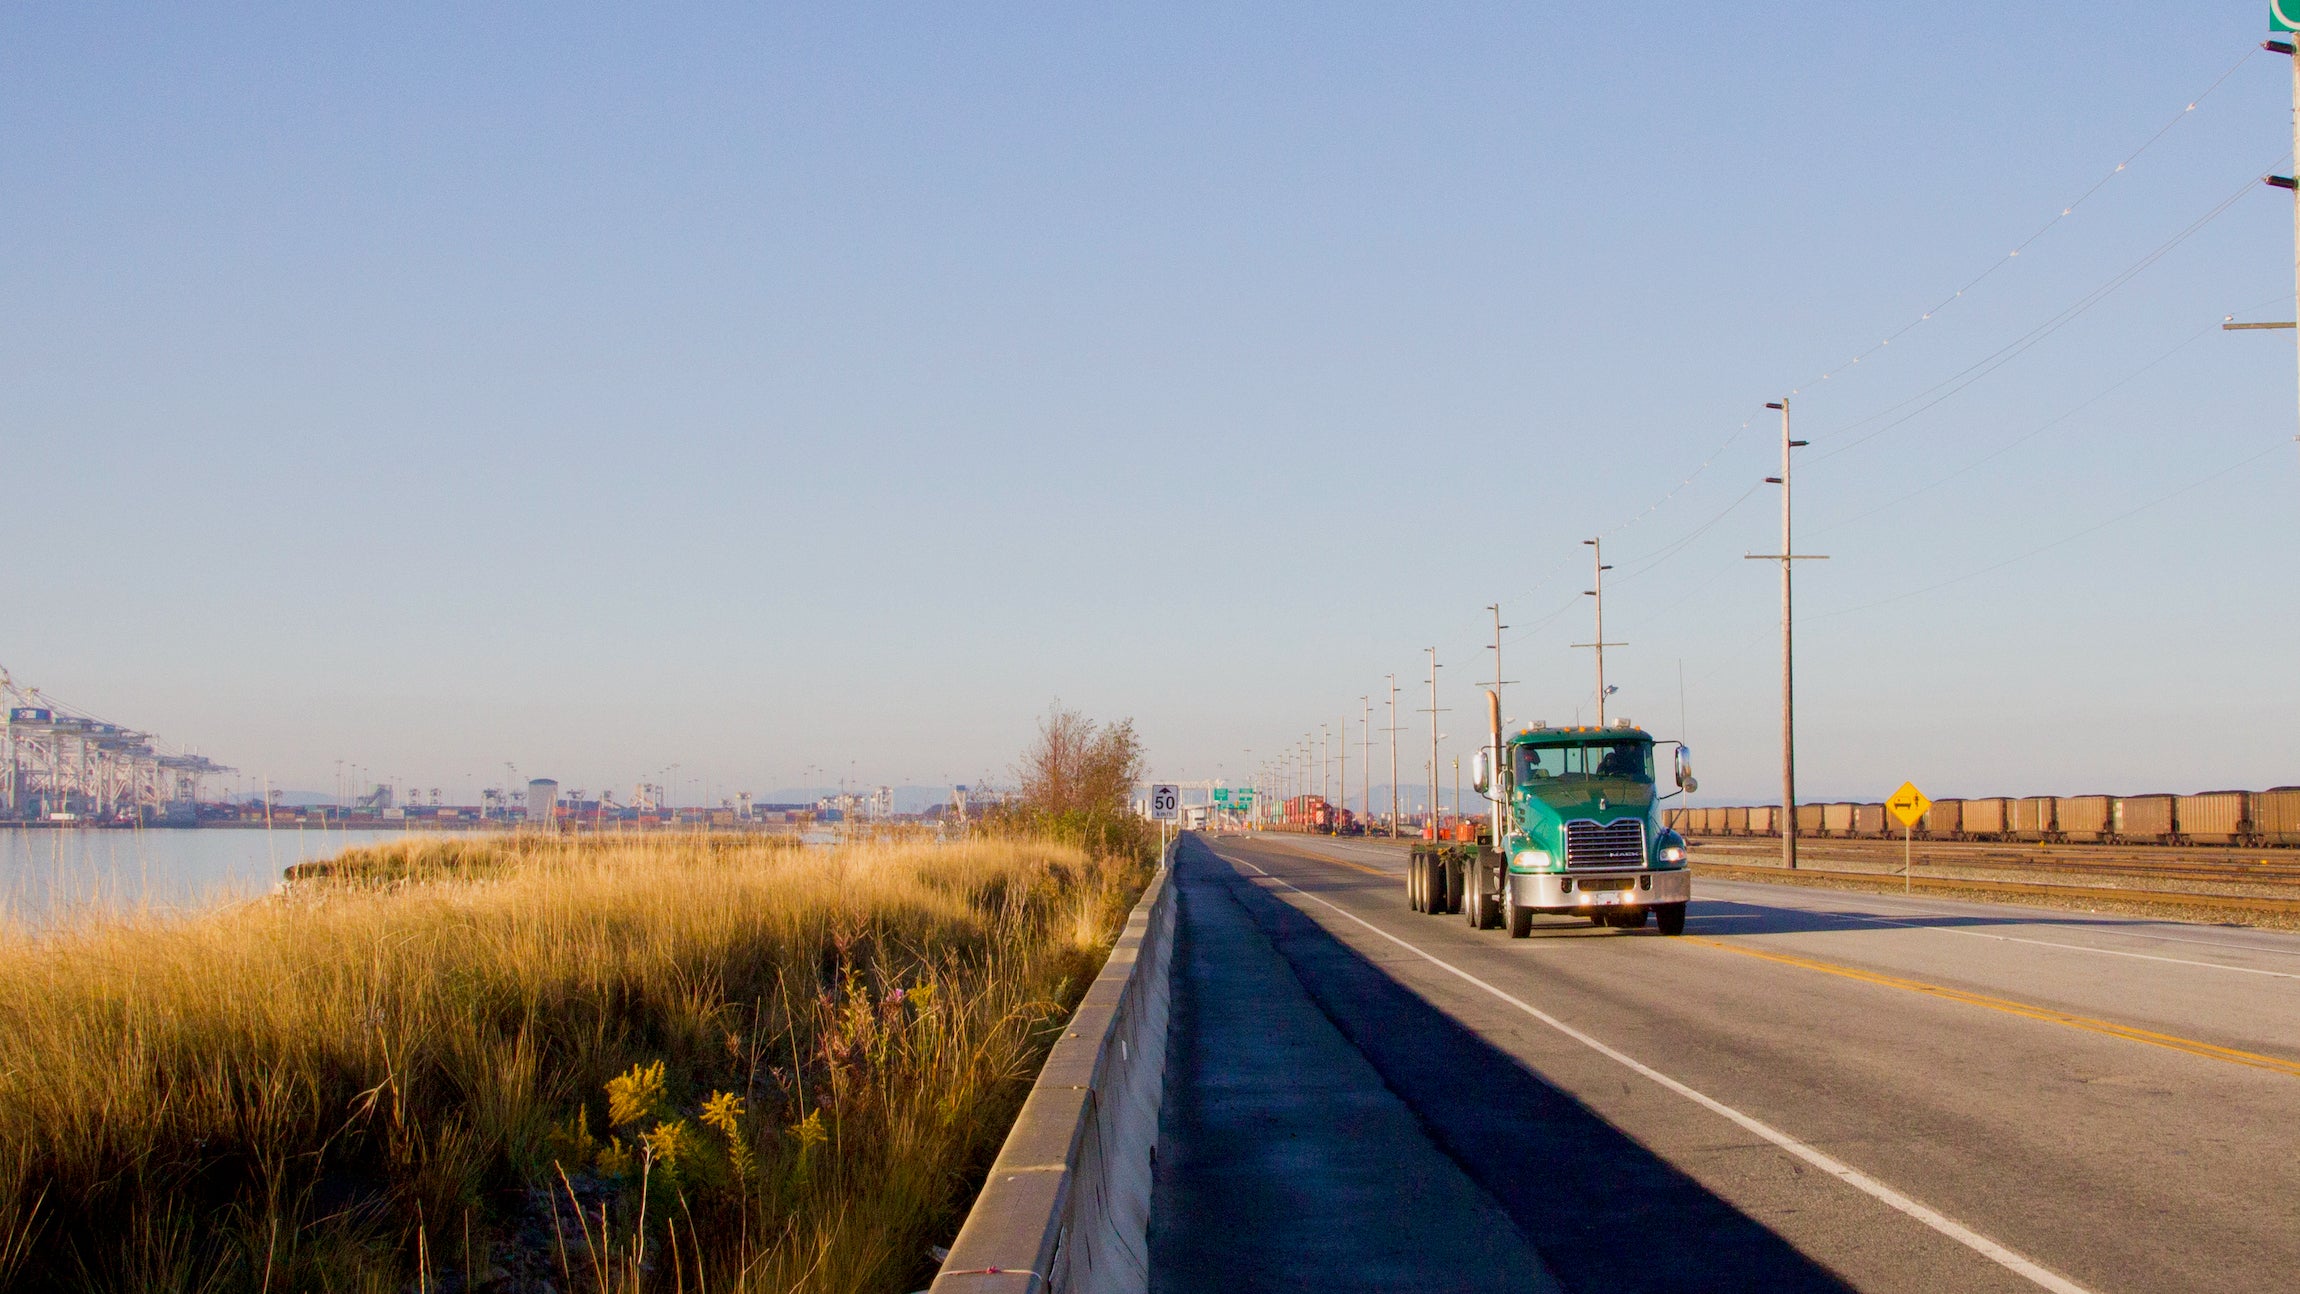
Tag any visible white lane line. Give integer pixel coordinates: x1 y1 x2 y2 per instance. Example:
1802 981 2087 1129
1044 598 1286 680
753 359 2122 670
1703 884 2300 980
1699 875 2300 961
1223 850 2098 1294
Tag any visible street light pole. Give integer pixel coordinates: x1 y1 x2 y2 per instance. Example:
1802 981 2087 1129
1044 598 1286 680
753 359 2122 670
1575 539 1624 727
1386 674 1400 837
1745 398 1826 870
1486 603 1516 723
1421 648 1447 841
1361 696 1372 829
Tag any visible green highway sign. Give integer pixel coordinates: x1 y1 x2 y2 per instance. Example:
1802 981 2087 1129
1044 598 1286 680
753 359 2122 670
2277 0 2299 33
1212 788 1229 804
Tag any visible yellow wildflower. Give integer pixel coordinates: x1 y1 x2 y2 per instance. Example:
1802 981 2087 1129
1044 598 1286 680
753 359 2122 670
605 1060 666 1128
547 1106 598 1168
700 1090 745 1137
595 1136 633 1179
791 1109 828 1153
642 1119 690 1171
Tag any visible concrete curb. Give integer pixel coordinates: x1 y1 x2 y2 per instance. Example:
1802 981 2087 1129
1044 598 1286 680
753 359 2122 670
929 840 1178 1294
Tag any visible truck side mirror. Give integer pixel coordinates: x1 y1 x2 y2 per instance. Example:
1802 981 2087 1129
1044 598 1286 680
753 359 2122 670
1471 748 1492 795
1674 745 1694 790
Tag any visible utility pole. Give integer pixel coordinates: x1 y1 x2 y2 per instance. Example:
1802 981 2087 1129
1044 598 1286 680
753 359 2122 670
1337 714 1348 832
1745 398 1826 869
2267 33 2300 450
1486 603 1517 726
1320 724 1331 814
1386 674 1400 837
1575 539 1625 727
1420 648 1447 840
1302 736 1312 824
1361 695 1373 830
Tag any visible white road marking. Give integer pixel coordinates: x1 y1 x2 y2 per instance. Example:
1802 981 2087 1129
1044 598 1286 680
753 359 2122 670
1689 872 2300 961
1221 848 2098 1294
1703 884 2300 980
1258 837 2300 974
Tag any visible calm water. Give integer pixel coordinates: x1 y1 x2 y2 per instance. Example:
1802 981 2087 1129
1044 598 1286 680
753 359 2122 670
0 827 482 925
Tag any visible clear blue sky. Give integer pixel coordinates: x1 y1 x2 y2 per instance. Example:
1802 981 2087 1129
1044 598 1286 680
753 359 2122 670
5 3 2296 806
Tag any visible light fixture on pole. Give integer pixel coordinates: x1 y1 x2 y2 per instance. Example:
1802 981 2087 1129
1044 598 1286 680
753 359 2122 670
1745 398 1827 870
1573 540 1625 727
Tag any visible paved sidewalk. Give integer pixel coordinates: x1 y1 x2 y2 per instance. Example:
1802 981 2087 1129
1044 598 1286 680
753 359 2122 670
1147 837 1559 1293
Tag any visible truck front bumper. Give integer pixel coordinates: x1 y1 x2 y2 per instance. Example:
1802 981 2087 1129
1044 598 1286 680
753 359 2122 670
1508 867 1690 913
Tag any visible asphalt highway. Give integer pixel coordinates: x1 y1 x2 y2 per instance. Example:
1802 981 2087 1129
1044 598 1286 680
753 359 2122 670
1147 831 2300 1293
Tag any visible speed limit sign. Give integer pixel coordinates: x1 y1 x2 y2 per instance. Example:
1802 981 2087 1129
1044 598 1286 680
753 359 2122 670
1149 784 1180 821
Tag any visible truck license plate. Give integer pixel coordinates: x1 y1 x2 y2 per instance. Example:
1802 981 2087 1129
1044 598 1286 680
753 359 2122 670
1580 877 1635 892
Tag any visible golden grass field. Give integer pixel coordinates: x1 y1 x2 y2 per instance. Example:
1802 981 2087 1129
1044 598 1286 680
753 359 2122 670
0 830 1150 1293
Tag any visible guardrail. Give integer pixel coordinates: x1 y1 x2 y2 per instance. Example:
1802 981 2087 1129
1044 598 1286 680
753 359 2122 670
929 841 1178 1294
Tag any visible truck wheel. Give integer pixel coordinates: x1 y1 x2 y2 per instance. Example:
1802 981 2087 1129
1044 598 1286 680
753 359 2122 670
1407 856 1424 911
1655 902 1687 936
1507 892 1533 939
1443 861 1463 914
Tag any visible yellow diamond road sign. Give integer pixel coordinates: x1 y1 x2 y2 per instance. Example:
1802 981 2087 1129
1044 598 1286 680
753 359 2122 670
1887 782 1931 829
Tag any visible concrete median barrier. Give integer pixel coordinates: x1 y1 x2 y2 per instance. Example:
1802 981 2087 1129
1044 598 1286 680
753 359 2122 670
929 841 1177 1294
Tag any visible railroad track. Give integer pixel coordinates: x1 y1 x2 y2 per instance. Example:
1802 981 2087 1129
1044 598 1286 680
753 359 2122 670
1692 835 2300 882
1690 858 2300 917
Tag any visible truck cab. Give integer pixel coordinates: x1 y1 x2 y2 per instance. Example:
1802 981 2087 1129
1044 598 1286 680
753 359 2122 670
1498 722 1690 935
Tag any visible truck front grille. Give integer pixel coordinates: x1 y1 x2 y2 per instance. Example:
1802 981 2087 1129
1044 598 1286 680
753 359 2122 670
1564 818 1645 869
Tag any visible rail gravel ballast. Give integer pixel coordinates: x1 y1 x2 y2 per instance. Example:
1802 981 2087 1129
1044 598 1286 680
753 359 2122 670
929 848 1176 1294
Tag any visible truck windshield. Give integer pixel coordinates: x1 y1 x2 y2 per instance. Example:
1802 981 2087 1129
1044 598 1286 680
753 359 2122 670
1516 741 1652 784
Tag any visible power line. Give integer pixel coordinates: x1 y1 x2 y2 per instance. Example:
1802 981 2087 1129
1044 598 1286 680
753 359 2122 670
1810 161 2282 465
1595 43 2263 543
1803 439 2288 624
1804 314 2231 539
1789 43 2262 399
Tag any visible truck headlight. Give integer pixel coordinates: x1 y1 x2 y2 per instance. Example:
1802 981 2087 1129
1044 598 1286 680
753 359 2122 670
1657 844 1687 864
1515 848 1551 870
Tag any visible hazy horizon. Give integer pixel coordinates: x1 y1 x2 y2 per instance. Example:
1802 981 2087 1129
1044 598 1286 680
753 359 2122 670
9 4 2299 806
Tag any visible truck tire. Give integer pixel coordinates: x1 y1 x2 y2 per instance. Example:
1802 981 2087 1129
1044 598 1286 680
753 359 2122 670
1506 891 1533 939
1443 860 1463 914
1655 902 1687 936
1407 855 1424 911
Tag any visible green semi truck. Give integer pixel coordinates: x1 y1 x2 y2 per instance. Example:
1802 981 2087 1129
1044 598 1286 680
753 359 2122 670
1407 690 1695 937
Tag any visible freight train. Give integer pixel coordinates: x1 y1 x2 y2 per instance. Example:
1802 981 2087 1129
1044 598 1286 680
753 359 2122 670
1666 786 2300 847
1279 794 1361 834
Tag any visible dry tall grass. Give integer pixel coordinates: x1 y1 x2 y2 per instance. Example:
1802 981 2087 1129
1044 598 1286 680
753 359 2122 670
0 831 1149 1292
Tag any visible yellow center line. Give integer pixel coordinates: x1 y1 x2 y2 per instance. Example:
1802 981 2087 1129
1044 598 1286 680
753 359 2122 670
1687 936 2300 1080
